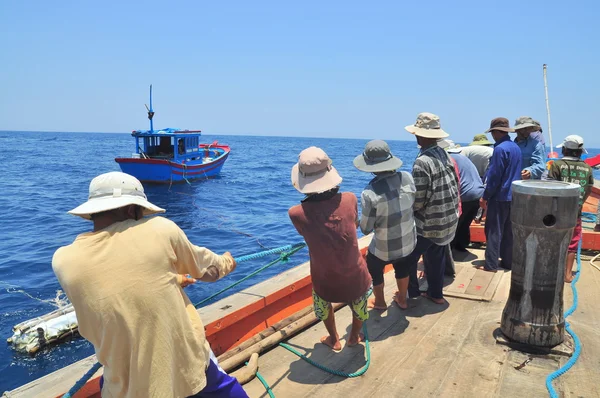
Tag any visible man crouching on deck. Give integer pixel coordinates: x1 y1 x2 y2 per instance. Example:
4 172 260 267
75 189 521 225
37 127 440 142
289 147 372 351
52 172 248 398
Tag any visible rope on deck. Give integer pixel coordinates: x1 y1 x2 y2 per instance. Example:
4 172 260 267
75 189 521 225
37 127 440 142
61 242 306 398
279 322 371 378
545 239 583 398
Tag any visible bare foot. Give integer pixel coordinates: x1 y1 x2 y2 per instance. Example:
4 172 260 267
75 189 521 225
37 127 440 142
475 265 498 273
565 273 574 283
393 295 408 309
421 293 446 305
367 297 387 310
320 335 342 352
347 333 365 347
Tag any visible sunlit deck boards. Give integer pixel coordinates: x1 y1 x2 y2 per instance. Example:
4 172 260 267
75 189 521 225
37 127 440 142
243 248 600 398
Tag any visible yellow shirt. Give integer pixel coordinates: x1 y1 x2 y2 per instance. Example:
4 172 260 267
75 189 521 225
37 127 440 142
52 216 235 398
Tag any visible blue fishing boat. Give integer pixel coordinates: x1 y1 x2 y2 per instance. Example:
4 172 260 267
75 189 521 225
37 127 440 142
115 85 230 183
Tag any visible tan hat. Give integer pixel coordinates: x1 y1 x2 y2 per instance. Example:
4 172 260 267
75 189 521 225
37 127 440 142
69 172 165 220
514 116 541 131
557 135 587 153
405 112 449 138
291 147 342 194
469 134 494 146
484 117 514 133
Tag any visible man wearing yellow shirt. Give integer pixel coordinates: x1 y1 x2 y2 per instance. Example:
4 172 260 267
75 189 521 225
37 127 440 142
52 172 247 398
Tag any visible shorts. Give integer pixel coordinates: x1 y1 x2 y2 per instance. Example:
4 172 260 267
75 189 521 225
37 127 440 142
366 251 411 286
568 218 582 253
312 286 373 322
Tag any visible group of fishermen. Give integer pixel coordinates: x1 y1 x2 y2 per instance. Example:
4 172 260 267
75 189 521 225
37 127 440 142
51 113 594 397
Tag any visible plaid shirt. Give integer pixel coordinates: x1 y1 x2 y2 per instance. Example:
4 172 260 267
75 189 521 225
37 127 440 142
360 171 417 261
412 145 460 245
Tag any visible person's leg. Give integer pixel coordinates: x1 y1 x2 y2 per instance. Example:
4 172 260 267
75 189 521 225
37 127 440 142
398 236 431 303
454 200 479 250
565 219 582 283
189 350 248 398
483 199 502 271
499 201 513 270
444 245 455 277
348 286 371 346
365 252 387 310
422 243 447 303
312 290 341 351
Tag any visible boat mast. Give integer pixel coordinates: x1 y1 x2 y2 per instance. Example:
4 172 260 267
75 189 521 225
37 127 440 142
543 64 556 158
145 84 155 133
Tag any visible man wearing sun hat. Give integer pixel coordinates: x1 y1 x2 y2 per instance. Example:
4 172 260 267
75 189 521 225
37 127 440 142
514 116 546 180
354 140 417 310
52 172 246 398
289 147 372 351
548 135 594 282
452 134 494 180
479 117 522 272
396 112 459 305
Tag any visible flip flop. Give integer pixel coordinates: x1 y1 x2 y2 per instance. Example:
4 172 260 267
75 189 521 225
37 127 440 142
475 265 498 273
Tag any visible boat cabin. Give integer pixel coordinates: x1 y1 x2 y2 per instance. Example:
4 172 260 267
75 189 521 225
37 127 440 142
131 128 203 162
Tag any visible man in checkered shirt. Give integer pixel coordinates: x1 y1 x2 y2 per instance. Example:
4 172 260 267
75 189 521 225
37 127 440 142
355 140 417 310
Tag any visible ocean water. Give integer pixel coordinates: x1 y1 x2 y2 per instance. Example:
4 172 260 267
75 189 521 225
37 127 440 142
0 131 598 393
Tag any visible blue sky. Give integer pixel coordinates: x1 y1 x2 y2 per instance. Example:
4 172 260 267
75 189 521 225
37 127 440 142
1 1 598 147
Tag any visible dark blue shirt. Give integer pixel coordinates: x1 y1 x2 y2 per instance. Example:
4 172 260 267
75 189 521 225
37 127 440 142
483 135 522 201
450 153 485 202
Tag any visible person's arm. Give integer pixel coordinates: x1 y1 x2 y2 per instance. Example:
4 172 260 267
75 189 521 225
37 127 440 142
412 161 432 213
524 142 546 179
359 190 376 235
169 223 236 282
482 147 504 201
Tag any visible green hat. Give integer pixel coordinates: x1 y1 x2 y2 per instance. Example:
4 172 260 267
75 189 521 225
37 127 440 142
469 134 493 146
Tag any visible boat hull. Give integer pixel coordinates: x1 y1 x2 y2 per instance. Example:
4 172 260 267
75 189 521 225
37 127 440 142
115 151 229 183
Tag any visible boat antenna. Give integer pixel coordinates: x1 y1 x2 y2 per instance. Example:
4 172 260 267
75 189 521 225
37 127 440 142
543 64 558 158
145 84 155 133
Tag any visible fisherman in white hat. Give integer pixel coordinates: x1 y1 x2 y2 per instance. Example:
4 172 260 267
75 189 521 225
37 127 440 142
354 140 417 310
548 135 594 283
395 113 460 305
289 147 372 351
52 172 247 398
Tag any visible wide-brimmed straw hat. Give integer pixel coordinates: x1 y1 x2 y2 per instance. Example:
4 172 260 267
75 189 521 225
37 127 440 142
354 140 403 173
69 172 165 220
484 117 514 133
405 112 449 138
557 135 587 153
469 134 494 146
291 147 342 194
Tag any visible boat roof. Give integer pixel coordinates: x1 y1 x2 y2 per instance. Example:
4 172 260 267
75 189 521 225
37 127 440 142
131 128 202 137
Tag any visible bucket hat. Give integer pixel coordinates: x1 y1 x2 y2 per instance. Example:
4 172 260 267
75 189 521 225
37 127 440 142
557 135 587 153
353 140 403 173
291 147 342 194
69 172 165 220
484 117 514 133
514 116 541 131
405 112 449 138
469 134 494 146
437 139 460 151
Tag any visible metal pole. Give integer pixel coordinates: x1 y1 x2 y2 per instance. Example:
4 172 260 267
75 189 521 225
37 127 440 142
149 85 154 133
543 64 554 154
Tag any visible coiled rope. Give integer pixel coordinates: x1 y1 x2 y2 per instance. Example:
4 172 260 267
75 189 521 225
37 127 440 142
545 239 583 397
61 242 306 398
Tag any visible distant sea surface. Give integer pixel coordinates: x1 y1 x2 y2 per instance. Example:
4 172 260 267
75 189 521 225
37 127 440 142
0 131 598 393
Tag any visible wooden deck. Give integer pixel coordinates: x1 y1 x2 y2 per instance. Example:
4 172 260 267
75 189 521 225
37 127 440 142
242 248 600 398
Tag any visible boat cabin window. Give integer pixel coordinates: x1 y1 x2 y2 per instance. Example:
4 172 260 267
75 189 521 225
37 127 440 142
138 135 199 159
